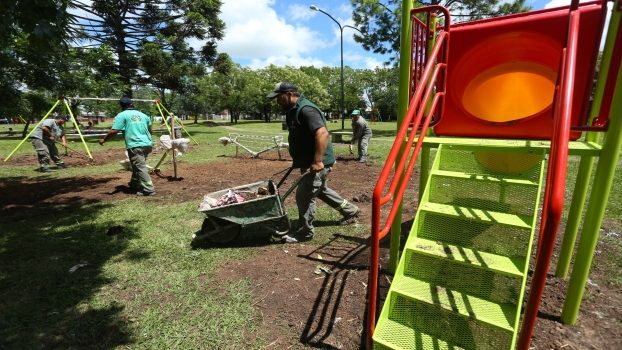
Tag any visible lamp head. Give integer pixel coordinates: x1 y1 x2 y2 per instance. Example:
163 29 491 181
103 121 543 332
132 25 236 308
310 5 319 11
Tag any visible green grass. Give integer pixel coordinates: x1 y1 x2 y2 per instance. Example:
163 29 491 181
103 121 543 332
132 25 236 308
0 199 259 348
0 118 385 348
1 118 621 348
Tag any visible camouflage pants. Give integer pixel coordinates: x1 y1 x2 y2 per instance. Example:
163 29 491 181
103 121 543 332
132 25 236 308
357 134 371 160
295 167 359 235
31 138 64 169
128 146 154 193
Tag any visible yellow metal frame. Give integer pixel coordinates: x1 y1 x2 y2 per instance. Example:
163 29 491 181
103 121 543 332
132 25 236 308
3 99 93 161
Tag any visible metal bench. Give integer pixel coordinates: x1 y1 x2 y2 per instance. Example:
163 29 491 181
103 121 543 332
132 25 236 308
330 131 353 143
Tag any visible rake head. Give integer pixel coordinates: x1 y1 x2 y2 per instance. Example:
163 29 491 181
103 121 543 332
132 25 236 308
218 136 232 146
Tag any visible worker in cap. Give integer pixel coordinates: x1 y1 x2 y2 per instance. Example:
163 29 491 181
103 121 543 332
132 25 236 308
267 81 360 243
29 114 69 172
350 109 372 162
99 96 155 196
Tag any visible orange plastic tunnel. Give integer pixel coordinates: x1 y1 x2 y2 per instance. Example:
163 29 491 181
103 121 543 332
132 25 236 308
434 3 604 140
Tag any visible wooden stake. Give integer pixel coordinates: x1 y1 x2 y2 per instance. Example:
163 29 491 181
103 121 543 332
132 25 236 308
171 114 178 179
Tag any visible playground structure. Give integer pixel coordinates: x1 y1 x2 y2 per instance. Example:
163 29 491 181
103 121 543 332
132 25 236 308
367 1 621 349
218 133 288 160
2 97 197 177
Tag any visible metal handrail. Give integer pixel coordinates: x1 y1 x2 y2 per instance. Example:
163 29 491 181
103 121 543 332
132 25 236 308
366 5 450 348
517 7 581 350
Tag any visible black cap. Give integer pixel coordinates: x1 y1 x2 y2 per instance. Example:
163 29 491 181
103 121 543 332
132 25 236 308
119 96 133 108
267 82 298 99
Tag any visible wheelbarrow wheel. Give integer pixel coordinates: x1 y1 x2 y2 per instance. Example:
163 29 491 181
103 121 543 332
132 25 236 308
271 215 291 237
193 217 240 245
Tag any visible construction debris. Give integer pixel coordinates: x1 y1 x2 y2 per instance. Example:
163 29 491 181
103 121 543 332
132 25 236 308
198 186 270 210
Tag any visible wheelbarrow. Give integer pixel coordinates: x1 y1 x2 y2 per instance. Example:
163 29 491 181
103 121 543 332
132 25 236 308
192 168 306 245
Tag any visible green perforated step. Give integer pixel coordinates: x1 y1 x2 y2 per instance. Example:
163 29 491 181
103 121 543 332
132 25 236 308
420 202 532 229
373 145 544 350
428 170 540 216
403 250 523 305
406 237 525 277
414 211 532 258
431 169 540 187
375 292 514 350
374 318 465 350
391 276 517 331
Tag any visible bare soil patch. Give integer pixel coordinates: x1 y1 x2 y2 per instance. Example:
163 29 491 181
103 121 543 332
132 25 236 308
1 152 619 349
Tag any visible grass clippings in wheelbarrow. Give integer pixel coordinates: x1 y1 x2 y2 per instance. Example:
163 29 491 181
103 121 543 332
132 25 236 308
198 185 270 211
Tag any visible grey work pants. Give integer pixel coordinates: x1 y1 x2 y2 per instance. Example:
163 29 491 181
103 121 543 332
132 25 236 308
31 138 63 168
127 147 154 193
295 167 359 235
357 134 371 160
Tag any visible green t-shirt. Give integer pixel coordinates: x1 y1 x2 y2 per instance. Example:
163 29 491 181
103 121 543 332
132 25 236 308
112 109 152 149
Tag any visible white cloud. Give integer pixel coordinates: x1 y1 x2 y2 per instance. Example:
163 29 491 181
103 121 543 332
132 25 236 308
217 0 326 59
288 4 315 21
344 51 385 70
68 0 94 19
363 57 386 70
544 0 591 8
544 0 612 50
248 55 327 69
338 3 352 16
192 0 385 69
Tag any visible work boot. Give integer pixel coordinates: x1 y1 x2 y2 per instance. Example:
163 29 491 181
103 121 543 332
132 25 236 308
39 166 56 173
56 163 68 169
136 190 156 196
340 208 360 225
281 230 314 243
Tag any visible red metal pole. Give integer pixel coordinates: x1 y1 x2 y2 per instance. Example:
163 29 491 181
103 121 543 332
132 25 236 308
517 10 579 349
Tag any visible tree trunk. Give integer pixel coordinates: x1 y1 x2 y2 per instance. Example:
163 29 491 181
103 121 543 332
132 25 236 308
111 13 133 97
22 118 32 139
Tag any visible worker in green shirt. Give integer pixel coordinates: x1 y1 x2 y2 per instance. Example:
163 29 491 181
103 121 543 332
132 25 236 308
99 97 155 196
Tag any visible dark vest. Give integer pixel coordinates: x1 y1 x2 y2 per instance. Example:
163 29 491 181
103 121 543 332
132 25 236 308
286 96 335 168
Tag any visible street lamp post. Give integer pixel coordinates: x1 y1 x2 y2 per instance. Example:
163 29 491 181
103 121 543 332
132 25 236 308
310 5 363 129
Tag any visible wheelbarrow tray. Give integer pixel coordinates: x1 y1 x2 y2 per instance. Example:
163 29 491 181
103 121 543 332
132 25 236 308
197 180 285 226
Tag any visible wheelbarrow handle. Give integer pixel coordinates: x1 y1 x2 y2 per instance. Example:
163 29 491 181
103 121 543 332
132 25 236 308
279 171 312 202
276 167 294 189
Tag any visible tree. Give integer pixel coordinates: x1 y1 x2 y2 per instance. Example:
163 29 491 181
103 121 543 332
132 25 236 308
68 0 225 96
0 0 76 118
351 0 531 65
362 67 400 120
257 65 329 121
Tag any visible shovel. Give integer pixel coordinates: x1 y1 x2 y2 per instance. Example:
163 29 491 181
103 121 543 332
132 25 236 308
63 144 92 160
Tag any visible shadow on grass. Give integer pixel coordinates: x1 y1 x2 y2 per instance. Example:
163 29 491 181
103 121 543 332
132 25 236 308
293 233 369 349
0 178 149 348
0 176 120 214
291 220 412 349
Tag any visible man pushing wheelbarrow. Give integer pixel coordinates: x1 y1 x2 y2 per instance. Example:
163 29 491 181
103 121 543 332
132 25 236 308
267 82 360 243
193 82 360 246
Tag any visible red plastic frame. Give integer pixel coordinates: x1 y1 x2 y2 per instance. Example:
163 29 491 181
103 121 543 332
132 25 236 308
366 5 450 349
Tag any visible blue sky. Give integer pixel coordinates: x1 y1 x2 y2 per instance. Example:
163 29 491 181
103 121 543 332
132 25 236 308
215 0 593 69
70 1 605 69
